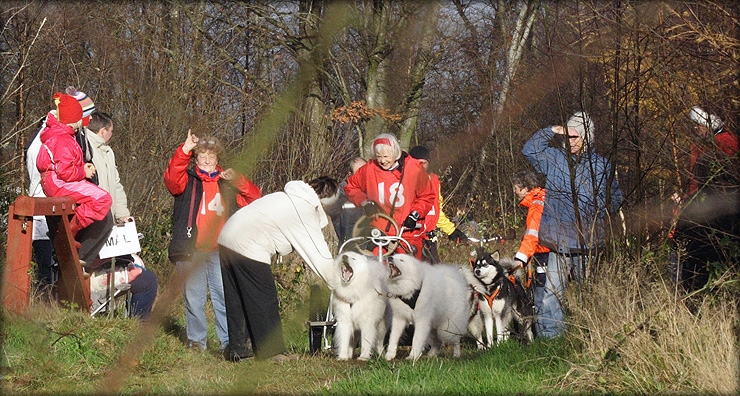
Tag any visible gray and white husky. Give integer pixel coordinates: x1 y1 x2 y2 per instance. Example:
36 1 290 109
384 254 469 361
463 249 534 348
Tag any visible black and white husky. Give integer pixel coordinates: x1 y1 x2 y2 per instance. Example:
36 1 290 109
463 249 534 348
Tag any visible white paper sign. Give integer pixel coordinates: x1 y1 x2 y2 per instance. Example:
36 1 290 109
98 221 141 259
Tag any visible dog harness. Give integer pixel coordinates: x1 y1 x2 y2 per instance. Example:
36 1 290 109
388 280 422 309
399 287 421 309
506 261 534 289
474 285 501 309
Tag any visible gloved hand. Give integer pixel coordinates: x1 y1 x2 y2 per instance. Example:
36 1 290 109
448 228 469 244
362 200 382 217
514 257 527 268
402 211 420 230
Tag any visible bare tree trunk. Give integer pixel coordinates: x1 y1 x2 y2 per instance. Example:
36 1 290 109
468 0 539 202
363 0 392 151
297 0 331 174
397 2 440 150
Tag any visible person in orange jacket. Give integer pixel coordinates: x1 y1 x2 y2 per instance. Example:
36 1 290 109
512 170 549 337
684 106 738 198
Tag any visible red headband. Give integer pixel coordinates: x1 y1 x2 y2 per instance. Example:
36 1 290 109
373 137 393 148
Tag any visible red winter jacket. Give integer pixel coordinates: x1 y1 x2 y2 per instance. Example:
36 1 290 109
687 128 739 196
36 112 86 182
164 144 262 258
345 152 435 239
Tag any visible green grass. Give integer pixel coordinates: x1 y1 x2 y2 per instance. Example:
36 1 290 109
1 298 572 395
326 339 569 395
7 246 733 395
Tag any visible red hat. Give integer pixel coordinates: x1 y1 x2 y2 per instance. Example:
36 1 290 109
53 92 83 125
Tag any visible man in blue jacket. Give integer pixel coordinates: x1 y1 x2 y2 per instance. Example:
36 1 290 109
522 111 622 338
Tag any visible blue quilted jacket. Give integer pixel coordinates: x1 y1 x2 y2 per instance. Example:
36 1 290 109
522 126 622 253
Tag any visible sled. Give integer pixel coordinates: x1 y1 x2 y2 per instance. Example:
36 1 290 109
308 212 411 354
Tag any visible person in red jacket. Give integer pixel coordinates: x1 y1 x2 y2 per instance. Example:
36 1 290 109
164 129 261 355
344 134 435 259
685 106 738 197
408 145 468 263
36 92 112 268
670 107 739 291
512 170 549 337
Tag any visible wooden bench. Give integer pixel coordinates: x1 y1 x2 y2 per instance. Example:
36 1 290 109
3 196 91 313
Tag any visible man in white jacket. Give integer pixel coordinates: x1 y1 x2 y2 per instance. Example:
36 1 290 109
218 176 337 362
26 117 57 297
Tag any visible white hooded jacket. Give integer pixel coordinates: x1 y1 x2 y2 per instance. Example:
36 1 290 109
217 180 334 283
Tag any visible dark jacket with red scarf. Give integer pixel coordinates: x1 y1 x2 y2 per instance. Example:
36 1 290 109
164 145 261 263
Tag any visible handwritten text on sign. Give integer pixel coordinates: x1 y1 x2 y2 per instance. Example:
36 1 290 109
98 221 141 259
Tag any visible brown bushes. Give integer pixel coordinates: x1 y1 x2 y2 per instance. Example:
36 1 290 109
561 255 738 394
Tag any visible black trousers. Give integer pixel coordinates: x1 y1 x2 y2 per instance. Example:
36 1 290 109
220 246 284 360
32 239 57 295
77 212 114 267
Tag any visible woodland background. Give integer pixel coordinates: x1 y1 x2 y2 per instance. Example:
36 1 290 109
1 0 738 280
1 2 739 394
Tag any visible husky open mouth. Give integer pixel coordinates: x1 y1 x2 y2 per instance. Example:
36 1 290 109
387 262 402 279
341 255 354 283
386 256 402 279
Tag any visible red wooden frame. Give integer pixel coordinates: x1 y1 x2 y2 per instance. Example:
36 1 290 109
3 196 91 313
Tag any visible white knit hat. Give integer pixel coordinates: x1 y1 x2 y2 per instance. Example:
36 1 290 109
689 106 723 132
566 111 594 144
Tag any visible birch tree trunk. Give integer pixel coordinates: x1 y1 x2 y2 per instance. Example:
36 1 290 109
468 0 539 200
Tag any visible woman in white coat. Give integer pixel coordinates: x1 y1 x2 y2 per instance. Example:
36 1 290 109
218 176 337 361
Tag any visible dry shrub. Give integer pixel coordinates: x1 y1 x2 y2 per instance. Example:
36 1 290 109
560 256 738 394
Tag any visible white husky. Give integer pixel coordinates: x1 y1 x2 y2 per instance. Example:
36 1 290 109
327 251 388 360
384 254 469 361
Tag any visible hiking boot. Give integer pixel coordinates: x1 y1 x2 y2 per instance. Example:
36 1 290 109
223 347 254 362
268 352 300 362
187 341 206 352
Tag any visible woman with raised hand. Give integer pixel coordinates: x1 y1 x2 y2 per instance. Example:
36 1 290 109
164 130 261 353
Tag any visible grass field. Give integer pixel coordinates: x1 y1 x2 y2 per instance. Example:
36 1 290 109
2 245 737 395
1 290 573 395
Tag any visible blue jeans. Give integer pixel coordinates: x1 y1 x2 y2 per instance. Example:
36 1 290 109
129 269 158 321
535 252 587 338
177 251 228 350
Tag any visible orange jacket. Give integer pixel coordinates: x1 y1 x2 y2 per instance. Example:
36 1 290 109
514 187 549 263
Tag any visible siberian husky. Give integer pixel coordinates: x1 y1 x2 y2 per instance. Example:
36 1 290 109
327 251 388 360
384 254 469 361
463 249 534 348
